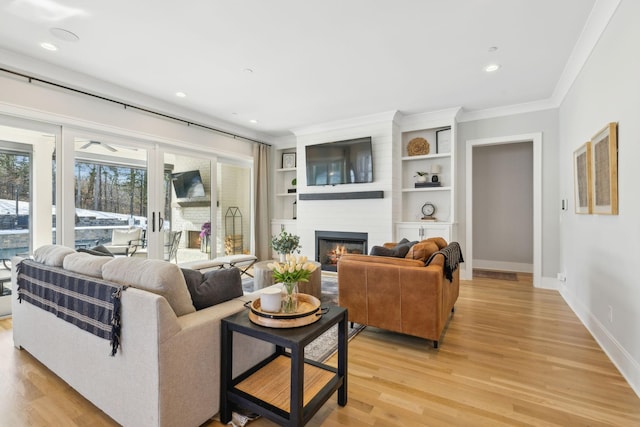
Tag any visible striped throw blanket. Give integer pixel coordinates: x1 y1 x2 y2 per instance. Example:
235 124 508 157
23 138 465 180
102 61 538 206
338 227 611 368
16 260 125 356
426 242 464 282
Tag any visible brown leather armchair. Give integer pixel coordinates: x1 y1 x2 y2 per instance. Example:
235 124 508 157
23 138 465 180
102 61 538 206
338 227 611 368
337 238 459 348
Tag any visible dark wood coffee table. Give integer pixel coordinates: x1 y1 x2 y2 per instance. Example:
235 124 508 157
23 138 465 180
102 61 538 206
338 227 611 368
220 305 348 426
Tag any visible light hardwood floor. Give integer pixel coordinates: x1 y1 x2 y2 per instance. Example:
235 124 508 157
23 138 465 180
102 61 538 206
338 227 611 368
1 276 639 426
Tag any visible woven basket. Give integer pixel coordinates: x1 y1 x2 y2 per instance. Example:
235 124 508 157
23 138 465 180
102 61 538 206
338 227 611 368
407 137 430 156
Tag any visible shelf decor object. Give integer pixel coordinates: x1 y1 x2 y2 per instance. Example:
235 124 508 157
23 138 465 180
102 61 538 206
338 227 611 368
590 122 618 215
282 152 296 169
407 137 430 156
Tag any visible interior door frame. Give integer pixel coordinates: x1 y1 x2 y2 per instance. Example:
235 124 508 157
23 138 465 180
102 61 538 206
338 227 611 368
465 132 542 287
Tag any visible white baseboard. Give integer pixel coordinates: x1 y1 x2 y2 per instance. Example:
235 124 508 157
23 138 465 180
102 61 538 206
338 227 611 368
560 288 640 399
537 276 560 290
473 259 533 273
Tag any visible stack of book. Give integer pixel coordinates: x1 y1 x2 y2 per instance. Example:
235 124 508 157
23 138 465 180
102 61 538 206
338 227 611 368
415 182 441 188
421 216 437 222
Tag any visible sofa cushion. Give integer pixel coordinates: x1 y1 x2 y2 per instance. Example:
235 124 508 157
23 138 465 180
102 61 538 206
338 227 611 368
77 245 114 257
405 240 440 263
369 238 417 258
63 252 112 278
181 267 243 310
102 257 196 316
33 244 76 267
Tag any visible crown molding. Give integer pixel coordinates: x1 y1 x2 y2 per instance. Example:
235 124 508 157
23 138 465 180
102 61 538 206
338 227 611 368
399 107 462 132
291 110 398 136
551 0 621 106
458 99 558 123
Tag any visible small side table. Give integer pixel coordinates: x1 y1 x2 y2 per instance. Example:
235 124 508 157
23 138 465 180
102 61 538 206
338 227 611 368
220 305 348 427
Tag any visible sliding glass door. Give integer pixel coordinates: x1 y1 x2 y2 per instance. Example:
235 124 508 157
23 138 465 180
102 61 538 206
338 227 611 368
162 150 215 264
0 120 57 317
72 134 149 257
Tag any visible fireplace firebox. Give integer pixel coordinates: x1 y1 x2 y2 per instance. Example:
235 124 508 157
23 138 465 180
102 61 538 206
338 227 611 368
315 231 368 272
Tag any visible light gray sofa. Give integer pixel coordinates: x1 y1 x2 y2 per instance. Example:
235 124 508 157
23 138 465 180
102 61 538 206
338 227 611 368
11 246 274 427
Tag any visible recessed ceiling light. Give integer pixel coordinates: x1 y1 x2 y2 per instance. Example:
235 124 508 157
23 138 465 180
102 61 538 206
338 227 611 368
50 28 79 42
40 42 58 51
484 64 501 73
175 91 187 98
243 68 254 74
249 119 258 124
488 46 498 52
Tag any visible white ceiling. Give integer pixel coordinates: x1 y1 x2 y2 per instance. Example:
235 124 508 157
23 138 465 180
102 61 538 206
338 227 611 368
0 0 606 140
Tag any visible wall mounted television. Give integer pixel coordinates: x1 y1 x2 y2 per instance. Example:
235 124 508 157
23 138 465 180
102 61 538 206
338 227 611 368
305 136 373 186
171 170 206 199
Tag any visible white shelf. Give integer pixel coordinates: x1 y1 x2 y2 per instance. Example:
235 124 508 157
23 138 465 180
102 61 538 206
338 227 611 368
401 153 451 161
276 167 296 173
276 193 298 197
402 186 451 193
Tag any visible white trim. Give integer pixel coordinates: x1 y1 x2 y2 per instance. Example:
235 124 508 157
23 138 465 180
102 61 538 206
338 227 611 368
291 110 398 136
473 259 533 274
560 287 640 398
551 0 621 105
465 133 542 288
458 99 557 123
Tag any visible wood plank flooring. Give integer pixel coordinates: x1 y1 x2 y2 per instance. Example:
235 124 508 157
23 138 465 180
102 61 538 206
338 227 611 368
1 275 639 426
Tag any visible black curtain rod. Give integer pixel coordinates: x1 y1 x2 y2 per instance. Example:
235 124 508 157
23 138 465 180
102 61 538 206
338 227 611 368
0 67 270 146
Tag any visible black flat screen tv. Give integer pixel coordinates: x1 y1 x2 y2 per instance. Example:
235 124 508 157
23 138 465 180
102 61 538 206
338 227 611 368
171 170 205 199
305 137 373 186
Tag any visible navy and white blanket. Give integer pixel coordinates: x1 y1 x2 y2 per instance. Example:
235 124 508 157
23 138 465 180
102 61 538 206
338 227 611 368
16 260 125 356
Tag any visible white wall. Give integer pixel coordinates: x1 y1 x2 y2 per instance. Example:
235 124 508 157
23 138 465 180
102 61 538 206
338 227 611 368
294 117 394 259
558 0 640 396
473 142 533 271
458 109 560 279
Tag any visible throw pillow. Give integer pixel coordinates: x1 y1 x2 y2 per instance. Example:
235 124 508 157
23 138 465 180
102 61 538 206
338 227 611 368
102 257 196 316
33 244 76 267
182 267 243 310
63 252 112 278
369 239 417 258
77 245 114 257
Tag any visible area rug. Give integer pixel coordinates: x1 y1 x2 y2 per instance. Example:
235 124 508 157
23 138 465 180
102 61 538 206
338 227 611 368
473 269 518 281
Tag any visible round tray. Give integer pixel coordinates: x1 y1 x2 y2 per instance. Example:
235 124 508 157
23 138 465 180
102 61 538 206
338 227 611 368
407 137 430 156
248 293 323 328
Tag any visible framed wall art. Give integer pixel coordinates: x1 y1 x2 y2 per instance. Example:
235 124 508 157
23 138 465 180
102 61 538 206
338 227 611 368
590 122 618 215
573 141 592 214
282 153 296 169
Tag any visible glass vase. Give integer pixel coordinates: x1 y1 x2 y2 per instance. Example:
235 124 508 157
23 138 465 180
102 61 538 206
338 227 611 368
281 282 299 313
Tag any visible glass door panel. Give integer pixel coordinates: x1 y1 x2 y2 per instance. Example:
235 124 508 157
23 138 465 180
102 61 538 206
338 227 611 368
216 162 251 258
162 151 214 264
0 123 56 317
73 136 148 257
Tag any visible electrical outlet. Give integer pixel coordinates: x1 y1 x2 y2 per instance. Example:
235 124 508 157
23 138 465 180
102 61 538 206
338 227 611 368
608 305 613 323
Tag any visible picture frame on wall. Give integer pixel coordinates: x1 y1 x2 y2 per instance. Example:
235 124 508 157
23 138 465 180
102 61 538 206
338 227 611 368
590 122 618 215
573 141 592 214
282 153 296 169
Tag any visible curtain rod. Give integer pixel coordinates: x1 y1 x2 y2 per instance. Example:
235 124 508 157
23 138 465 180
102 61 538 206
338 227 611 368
0 67 270 146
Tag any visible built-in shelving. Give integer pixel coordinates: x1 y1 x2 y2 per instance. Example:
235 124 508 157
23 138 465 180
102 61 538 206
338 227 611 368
397 113 458 242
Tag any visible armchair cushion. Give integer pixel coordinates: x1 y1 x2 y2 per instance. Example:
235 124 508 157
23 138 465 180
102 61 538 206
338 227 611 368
111 228 141 246
405 240 440 263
